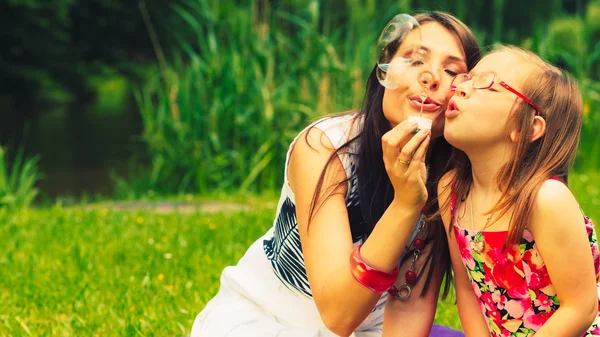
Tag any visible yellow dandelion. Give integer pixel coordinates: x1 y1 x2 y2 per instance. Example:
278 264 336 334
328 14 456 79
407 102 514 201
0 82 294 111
100 209 109 217
157 273 164 281
161 236 167 242
584 102 591 117
164 285 175 292
209 223 216 230
136 216 144 224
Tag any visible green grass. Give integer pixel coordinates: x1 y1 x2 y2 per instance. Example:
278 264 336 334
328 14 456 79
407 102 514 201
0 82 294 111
1 172 598 336
0 203 273 336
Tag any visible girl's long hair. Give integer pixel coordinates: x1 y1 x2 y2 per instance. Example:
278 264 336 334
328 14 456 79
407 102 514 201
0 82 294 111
445 45 583 246
308 11 481 298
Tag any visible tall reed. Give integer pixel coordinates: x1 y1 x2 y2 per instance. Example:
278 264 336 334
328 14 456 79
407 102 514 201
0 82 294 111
135 0 600 195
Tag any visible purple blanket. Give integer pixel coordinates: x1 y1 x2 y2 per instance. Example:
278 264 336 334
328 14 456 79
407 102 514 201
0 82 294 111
430 324 464 337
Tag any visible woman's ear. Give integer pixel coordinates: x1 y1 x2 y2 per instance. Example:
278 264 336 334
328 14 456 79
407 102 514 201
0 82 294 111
529 115 546 142
509 116 546 143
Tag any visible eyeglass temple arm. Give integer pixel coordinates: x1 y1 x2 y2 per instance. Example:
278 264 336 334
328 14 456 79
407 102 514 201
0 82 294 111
499 82 540 116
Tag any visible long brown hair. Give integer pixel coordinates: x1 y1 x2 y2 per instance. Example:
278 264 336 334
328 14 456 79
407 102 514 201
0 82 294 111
446 45 583 245
308 11 481 298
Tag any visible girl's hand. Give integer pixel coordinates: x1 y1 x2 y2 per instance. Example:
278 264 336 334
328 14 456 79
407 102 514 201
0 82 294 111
381 120 431 209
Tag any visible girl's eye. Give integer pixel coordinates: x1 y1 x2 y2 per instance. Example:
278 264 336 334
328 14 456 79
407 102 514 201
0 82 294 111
411 60 424 66
445 69 458 76
488 88 499 92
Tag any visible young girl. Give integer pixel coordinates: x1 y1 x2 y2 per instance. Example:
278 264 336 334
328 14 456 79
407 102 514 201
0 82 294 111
191 11 481 337
438 45 600 337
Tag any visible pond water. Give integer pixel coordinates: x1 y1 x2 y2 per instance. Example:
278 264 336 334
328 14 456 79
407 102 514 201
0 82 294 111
24 94 146 200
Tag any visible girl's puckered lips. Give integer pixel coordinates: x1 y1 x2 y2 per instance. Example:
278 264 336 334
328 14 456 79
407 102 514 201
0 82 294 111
446 99 460 119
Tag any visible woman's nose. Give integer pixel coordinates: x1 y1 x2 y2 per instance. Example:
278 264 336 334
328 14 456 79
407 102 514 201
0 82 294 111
417 70 439 91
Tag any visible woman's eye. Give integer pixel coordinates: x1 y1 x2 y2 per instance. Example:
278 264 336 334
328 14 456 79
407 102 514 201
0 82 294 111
411 60 424 66
488 88 499 92
445 69 458 76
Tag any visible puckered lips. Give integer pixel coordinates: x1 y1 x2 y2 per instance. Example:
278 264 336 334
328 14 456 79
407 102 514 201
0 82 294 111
446 99 460 119
408 95 442 112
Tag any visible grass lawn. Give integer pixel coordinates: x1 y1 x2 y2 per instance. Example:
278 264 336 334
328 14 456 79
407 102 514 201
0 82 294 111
1 173 598 336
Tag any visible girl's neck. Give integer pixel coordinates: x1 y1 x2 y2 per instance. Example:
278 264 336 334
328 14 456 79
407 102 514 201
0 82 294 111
466 144 510 196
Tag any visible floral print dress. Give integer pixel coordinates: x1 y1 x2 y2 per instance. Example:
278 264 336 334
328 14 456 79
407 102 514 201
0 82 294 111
450 193 600 336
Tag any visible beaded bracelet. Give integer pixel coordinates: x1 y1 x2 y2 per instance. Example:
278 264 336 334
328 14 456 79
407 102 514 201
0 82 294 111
349 244 399 293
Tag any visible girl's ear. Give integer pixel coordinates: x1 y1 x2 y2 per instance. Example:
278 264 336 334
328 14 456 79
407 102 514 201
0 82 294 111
509 116 546 143
529 115 546 142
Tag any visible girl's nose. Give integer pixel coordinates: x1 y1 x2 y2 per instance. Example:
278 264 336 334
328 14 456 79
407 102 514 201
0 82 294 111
454 81 471 98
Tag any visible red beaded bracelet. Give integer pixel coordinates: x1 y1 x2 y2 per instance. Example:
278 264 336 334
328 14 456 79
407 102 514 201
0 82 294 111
349 244 399 293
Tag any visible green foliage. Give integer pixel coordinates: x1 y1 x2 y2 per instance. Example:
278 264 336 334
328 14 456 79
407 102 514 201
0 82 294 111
4 0 600 197
0 146 41 210
135 0 386 194
134 0 600 195
533 0 600 171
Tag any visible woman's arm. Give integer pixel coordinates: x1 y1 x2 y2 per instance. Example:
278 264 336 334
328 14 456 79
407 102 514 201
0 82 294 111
438 172 490 337
381 243 442 337
527 180 598 337
289 121 429 337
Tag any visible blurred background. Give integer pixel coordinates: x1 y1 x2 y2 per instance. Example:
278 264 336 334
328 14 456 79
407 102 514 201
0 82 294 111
1 1 599 335
1 0 599 206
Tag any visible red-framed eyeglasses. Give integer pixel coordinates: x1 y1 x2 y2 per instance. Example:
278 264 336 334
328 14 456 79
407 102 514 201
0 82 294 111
451 72 540 116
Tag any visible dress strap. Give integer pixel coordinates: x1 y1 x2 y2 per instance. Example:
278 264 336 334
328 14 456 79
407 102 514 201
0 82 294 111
449 179 458 217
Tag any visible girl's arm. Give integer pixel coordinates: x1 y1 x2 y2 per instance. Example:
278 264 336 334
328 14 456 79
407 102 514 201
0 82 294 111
289 122 430 337
438 172 491 337
528 179 598 337
381 243 441 337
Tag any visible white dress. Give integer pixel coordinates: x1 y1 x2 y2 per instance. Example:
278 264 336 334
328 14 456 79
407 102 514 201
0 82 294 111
191 114 422 337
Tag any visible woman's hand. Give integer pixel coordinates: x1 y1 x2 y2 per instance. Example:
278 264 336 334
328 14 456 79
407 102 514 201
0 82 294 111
382 120 431 209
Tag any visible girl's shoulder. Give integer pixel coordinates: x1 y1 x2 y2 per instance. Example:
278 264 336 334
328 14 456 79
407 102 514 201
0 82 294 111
437 169 457 200
530 178 584 233
437 169 457 229
535 178 575 210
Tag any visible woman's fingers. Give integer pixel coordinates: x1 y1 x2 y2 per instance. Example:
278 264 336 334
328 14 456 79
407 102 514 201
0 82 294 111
382 121 418 161
396 128 431 166
409 134 430 172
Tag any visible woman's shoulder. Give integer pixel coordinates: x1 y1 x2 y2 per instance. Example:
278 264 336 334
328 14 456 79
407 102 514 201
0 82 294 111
290 111 361 154
310 111 362 148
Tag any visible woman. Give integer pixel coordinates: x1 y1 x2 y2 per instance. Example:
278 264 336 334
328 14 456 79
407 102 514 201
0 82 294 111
192 11 481 337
